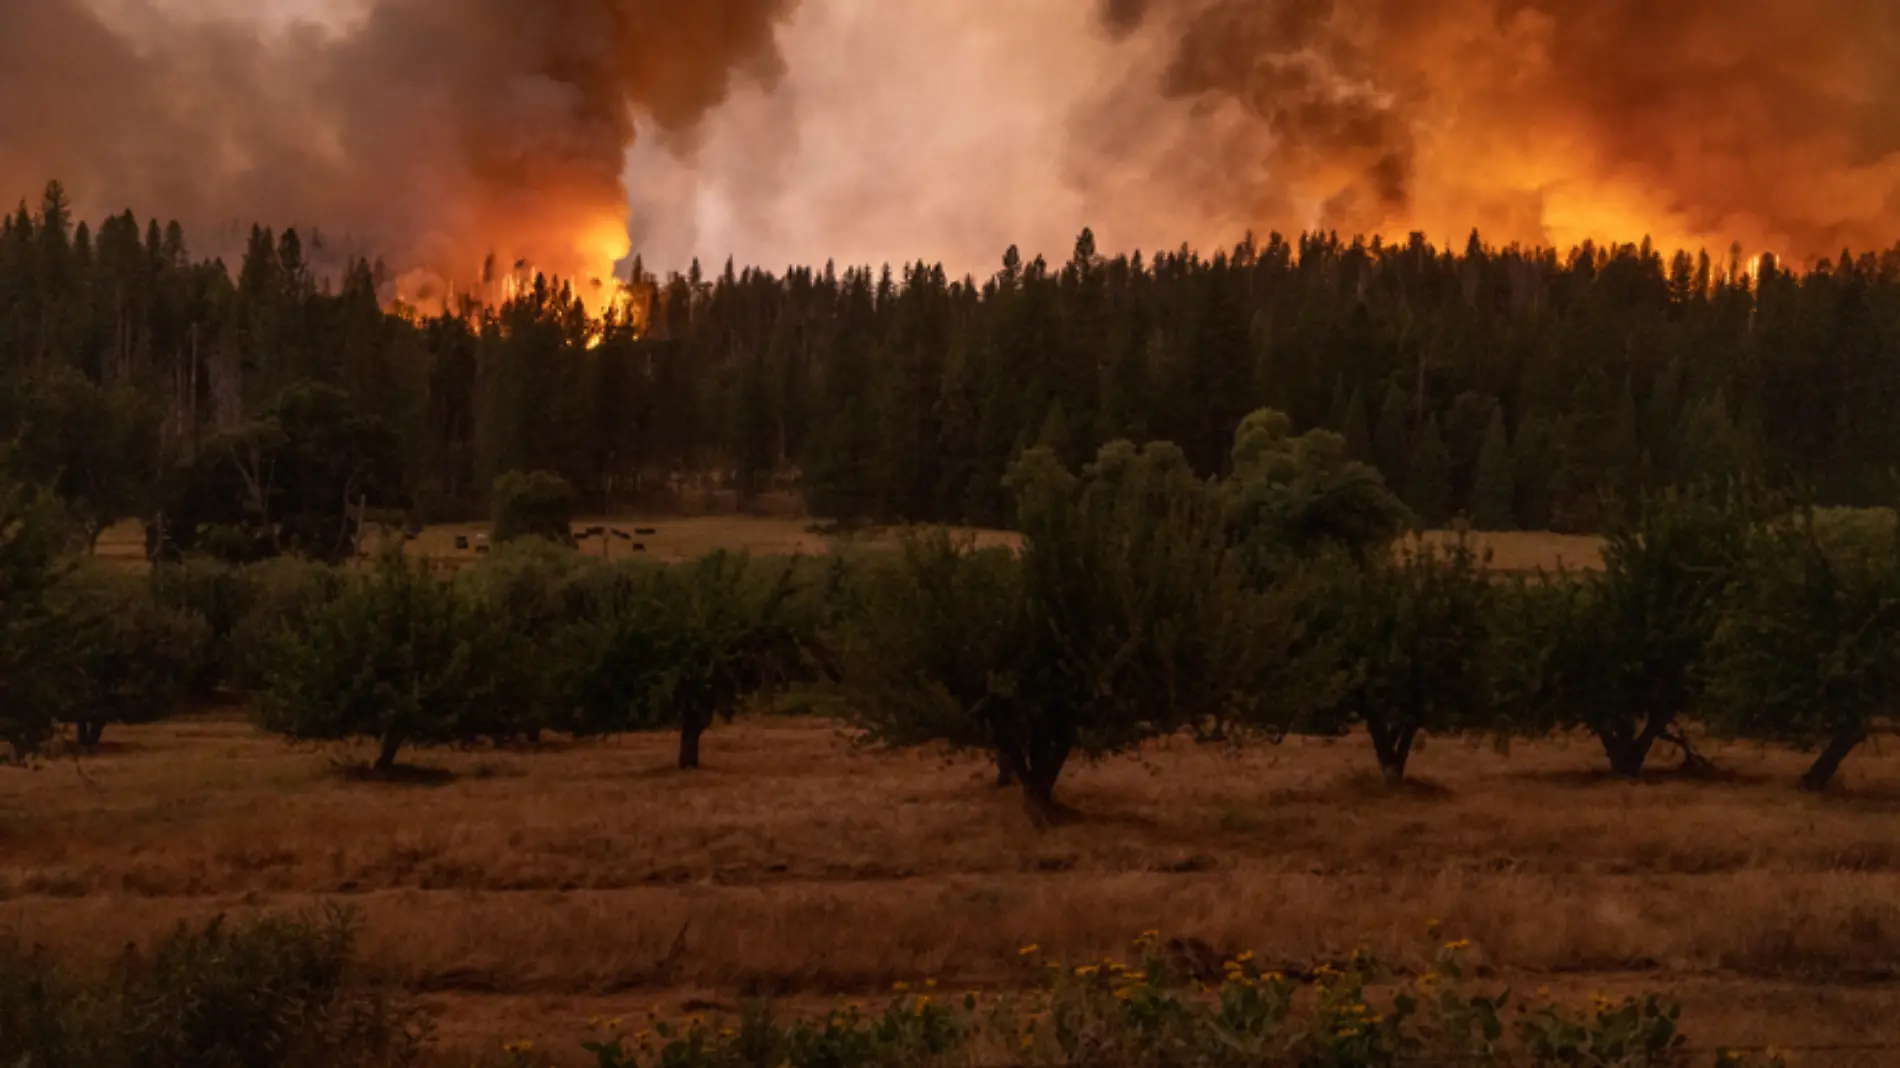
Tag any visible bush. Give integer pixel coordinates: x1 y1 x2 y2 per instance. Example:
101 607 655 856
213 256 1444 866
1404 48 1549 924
1705 515 1900 790
1516 491 1750 777
459 539 599 742
1222 407 1409 577
0 908 425 1068
832 441 1271 813
829 529 1031 772
0 472 75 761
48 567 209 747
1301 537 1499 783
491 937 1780 1068
255 553 517 770
563 551 802 768
491 469 576 546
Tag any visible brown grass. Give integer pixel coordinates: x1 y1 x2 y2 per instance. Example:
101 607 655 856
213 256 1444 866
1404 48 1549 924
100 515 1600 573
2 716 1896 1063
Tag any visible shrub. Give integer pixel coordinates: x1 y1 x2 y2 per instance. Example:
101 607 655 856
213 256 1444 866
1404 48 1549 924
255 553 517 770
491 469 576 546
0 471 74 761
564 551 801 768
1302 537 1499 784
494 937 1781 1068
829 529 1032 777
1705 515 1900 790
150 558 259 698
459 538 598 742
48 567 209 747
1222 407 1409 577
833 441 1269 814
149 556 346 699
0 908 425 1068
1518 491 1750 777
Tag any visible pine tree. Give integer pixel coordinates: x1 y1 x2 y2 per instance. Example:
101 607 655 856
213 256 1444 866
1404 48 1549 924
1341 384 1372 463
1373 381 1411 488
1677 391 1748 488
1406 417 1454 526
1470 407 1516 531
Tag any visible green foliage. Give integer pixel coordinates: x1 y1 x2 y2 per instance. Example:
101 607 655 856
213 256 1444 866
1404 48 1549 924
47 567 209 747
560 551 802 767
491 469 577 546
1705 516 1900 789
1469 407 1517 531
0 908 425 1068
829 529 1030 756
254 554 515 769
163 383 404 563
1303 538 1499 783
1007 441 1263 804
1 365 158 546
1516 492 1751 776
0 470 72 760
1223 408 1409 575
491 938 1774 1068
1406 416 1455 527
149 556 344 697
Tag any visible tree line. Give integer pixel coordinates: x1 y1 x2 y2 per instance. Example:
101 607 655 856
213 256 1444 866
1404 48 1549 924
7 180 1900 544
5 409 1893 804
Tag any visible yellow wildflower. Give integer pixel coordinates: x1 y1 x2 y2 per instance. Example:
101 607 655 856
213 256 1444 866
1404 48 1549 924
1017 944 1040 956
924 978 938 989
1236 950 1255 963
720 1028 738 1038
501 1040 534 1054
1443 939 1472 951
1074 965 1098 978
893 981 911 992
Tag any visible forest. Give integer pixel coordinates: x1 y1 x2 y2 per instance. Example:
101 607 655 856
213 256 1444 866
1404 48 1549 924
5 179 1899 544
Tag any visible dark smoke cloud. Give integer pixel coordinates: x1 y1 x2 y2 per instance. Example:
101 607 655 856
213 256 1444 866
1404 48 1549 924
0 0 793 302
1095 0 1900 258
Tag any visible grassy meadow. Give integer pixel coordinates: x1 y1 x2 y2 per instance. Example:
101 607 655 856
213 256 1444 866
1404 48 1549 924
5 712 1900 1061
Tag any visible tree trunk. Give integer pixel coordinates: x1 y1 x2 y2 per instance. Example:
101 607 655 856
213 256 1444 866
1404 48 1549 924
1799 729 1865 792
678 721 705 770
1017 737 1072 825
374 734 403 772
1365 718 1416 785
994 747 1021 789
75 719 106 748
1599 722 1657 779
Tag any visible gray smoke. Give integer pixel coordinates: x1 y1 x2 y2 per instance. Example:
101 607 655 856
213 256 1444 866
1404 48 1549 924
0 0 793 300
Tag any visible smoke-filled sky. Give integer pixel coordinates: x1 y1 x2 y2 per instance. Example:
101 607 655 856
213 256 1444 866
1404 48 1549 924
4 0 1900 296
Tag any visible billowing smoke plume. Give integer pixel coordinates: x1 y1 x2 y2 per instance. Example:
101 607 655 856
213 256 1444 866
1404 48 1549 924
1089 0 1900 260
0 0 792 305
633 0 1900 273
6 0 1897 283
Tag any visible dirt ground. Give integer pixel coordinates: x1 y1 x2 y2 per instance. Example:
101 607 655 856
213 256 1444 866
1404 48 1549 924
2 716 1895 1065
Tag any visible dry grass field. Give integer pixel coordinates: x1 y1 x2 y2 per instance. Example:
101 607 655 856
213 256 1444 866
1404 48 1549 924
3 715 1897 1065
92 515 1024 568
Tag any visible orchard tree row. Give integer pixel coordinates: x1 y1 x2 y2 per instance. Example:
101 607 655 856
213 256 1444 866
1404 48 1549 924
5 412 1895 804
8 179 1900 544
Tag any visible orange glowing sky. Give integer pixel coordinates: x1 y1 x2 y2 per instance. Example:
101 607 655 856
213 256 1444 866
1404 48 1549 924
19 0 1900 293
